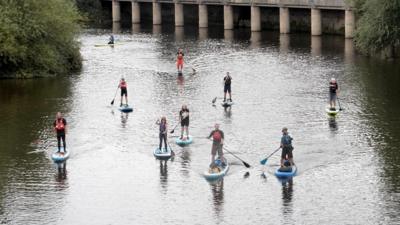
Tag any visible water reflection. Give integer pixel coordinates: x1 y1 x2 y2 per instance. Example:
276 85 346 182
121 112 129 127
132 24 141 33
153 25 162 35
250 32 261 49
112 22 121 34
223 106 232 118
175 27 184 42
224 30 234 42
56 161 67 185
179 149 191 178
311 36 322 56
199 28 208 41
279 34 290 53
210 179 224 219
280 178 294 222
344 39 355 63
159 160 168 192
328 117 338 131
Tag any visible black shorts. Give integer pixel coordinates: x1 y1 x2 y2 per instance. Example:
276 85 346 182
224 85 231 93
181 119 189 127
121 88 127 96
281 146 293 159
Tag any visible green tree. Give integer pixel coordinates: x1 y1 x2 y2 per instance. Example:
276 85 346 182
353 0 400 57
0 0 82 78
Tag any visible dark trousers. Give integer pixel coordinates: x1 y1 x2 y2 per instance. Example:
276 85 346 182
159 133 167 150
57 133 66 152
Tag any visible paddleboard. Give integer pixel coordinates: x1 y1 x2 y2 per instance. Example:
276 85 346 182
153 146 174 160
175 135 193 146
325 107 340 116
119 104 133 113
275 165 297 178
178 71 183 76
51 147 70 163
94 43 122 47
221 100 234 107
204 158 229 181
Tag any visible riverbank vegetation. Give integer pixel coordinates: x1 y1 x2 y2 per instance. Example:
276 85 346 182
352 0 400 58
0 0 82 78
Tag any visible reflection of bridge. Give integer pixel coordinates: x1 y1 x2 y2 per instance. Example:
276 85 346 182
105 0 354 38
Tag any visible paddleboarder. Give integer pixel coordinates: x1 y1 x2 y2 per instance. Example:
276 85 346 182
179 105 190 140
156 116 168 152
208 123 225 166
223 72 232 102
176 48 184 73
329 78 339 110
119 77 128 107
53 112 67 153
280 127 294 167
108 35 114 45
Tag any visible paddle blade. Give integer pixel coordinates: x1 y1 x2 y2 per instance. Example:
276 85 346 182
243 161 251 168
110 99 115 105
170 129 175 134
260 158 268 165
212 97 217 104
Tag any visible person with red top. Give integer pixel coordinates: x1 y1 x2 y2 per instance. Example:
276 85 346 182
119 77 128 107
208 123 225 166
176 49 184 73
53 112 67 153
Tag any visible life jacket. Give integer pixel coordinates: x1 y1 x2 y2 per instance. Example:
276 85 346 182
55 119 65 131
329 82 337 93
177 53 183 60
120 81 127 89
225 76 231 85
213 131 222 142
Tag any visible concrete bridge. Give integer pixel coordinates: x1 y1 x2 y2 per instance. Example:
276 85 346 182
105 0 355 38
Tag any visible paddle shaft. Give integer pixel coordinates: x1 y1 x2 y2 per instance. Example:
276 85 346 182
222 146 251 168
170 114 188 133
110 85 119 105
260 147 281 164
337 96 343 110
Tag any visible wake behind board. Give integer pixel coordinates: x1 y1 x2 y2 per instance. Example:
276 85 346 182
153 147 174 160
204 158 229 181
175 135 193 146
221 100 234 107
275 165 297 178
119 104 133 113
325 107 340 116
51 147 70 163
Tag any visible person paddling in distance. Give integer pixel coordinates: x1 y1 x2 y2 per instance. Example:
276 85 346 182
119 77 128 107
156 117 168 152
223 72 232 102
176 48 184 73
53 112 67 153
280 127 294 167
179 105 190 140
329 78 339 110
108 34 114 45
207 123 225 166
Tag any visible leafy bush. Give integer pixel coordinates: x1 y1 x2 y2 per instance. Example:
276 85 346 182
0 0 82 78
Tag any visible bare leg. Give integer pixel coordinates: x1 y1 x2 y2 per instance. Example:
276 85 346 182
180 126 184 139
185 126 189 138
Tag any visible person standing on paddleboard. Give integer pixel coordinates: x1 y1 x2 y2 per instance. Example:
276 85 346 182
208 123 225 166
329 78 339 110
156 117 168 152
176 49 184 73
179 105 190 140
108 35 114 45
119 78 128 107
280 127 294 167
53 112 67 153
223 72 232 102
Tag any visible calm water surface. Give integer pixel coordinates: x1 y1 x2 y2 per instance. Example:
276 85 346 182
0 24 399 225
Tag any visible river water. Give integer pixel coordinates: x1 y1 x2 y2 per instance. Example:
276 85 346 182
0 24 399 225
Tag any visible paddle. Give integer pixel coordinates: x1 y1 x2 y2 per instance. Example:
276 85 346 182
260 147 281 165
110 86 119 105
170 113 188 134
223 146 251 168
337 97 344 111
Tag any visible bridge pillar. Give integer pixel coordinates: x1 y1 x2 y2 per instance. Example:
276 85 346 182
279 7 290 34
224 5 234 30
199 4 208 28
251 6 261 32
153 1 162 25
132 1 140 24
112 0 121 22
345 10 355 39
175 3 184 26
311 8 322 36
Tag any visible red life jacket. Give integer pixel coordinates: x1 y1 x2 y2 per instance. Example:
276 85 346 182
55 119 65 131
213 131 222 142
177 53 183 60
120 81 127 88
